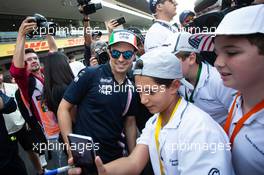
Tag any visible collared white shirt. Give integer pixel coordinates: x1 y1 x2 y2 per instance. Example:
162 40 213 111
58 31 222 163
227 96 264 175
144 20 178 52
179 62 237 125
137 98 235 175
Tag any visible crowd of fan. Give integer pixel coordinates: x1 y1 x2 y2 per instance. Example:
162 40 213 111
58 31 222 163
0 1 263 175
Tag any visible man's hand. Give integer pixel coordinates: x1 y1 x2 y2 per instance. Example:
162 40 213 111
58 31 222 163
89 56 99 67
68 156 107 175
107 19 119 34
68 158 82 175
18 17 37 37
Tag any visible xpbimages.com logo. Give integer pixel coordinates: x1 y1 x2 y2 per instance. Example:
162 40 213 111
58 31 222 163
31 26 101 37
98 83 166 95
32 141 100 154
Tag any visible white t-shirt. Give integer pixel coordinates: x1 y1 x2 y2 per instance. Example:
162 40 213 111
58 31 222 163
227 96 264 175
2 83 25 134
179 62 237 125
144 20 178 52
70 61 86 77
137 98 235 175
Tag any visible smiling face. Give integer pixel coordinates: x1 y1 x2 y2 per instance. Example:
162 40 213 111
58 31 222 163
214 36 264 91
109 42 135 75
135 75 180 114
24 52 40 73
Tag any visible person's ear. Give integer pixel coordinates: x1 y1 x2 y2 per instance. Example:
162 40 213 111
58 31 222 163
156 3 163 12
169 80 181 94
188 52 197 65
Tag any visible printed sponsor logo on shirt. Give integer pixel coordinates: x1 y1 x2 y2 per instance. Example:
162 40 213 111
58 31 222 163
208 168 220 175
245 134 264 156
99 78 113 83
169 159 178 166
99 84 113 95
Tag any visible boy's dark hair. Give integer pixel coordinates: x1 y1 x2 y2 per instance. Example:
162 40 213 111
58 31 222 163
176 51 202 64
25 48 36 54
152 77 174 87
244 33 264 55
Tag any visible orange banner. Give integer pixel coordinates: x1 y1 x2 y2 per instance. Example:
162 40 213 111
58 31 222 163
0 37 85 57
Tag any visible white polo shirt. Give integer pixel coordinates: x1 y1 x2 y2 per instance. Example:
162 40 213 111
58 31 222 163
178 62 236 125
227 96 264 175
137 98 235 175
144 20 178 52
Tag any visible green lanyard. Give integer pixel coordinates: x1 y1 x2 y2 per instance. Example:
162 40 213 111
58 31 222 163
185 63 202 103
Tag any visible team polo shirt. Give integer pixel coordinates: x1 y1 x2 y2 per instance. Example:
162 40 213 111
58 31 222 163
144 20 178 52
178 62 236 125
63 63 137 163
137 98 234 175
227 96 264 175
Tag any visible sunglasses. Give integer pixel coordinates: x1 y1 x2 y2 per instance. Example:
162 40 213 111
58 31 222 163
110 50 134 60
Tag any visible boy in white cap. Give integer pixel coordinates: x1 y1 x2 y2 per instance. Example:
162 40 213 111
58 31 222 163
165 32 236 125
212 4 264 175
68 49 234 175
144 0 178 52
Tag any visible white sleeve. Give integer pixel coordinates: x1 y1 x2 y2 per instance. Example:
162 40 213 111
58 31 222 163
137 116 155 145
178 126 235 175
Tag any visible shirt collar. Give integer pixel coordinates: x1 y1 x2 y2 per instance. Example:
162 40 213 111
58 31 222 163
232 96 264 125
151 98 188 129
195 62 209 91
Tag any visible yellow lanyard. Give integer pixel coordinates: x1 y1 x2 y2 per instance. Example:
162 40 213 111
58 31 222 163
155 98 182 175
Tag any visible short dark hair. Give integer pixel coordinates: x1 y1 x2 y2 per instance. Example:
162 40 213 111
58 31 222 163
176 51 201 64
25 48 36 54
152 77 174 87
229 34 264 56
244 33 264 56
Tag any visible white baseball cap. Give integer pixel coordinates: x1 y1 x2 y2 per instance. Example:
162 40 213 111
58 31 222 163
189 4 264 51
108 30 138 50
164 32 200 54
215 4 264 35
134 49 194 90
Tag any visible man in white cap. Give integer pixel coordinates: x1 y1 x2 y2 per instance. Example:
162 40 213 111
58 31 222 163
144 0 178 52
68 49 234 175
58 30 138 174
165 32 236 125
211 4 264 175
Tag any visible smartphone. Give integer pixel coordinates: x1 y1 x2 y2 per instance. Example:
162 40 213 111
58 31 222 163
68 133 96 169
115 17 126 26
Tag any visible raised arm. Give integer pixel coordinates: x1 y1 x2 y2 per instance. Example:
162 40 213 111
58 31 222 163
83 15 92 46
46 34 58 52
107 19 119 38
13 17 36 68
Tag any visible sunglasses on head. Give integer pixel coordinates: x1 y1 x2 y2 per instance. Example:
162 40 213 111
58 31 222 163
110 50 134 60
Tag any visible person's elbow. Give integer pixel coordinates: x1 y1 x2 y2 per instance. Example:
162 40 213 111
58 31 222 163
57 98 73 121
